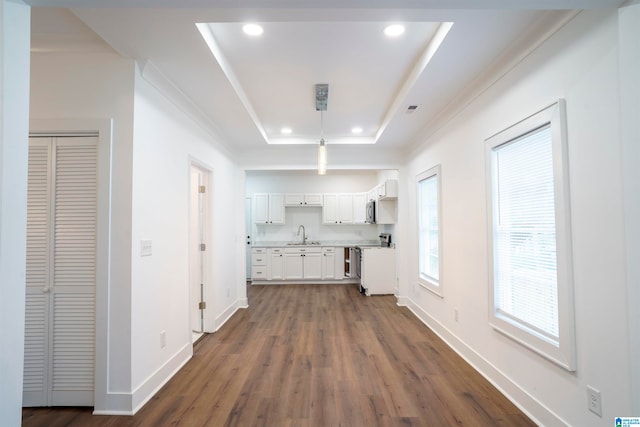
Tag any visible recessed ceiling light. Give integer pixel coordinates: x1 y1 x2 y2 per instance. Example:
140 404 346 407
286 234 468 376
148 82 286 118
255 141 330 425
384 24 405 37
281 127 292 134
243 24 264 36
351 127 363 134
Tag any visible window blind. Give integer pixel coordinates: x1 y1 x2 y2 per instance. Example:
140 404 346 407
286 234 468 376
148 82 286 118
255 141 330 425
493 124 559 344
418 173 439 282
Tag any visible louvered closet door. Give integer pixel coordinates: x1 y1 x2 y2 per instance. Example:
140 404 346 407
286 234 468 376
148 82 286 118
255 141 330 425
23 140 53 407
24 136 97 407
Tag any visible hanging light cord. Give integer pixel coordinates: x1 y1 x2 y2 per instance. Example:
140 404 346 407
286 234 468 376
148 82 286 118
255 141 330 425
320 110 325 144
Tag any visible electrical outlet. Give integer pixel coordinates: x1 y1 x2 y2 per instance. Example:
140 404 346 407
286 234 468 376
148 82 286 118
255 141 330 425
454 308 459 323
160 330 166 348
587 385 602 417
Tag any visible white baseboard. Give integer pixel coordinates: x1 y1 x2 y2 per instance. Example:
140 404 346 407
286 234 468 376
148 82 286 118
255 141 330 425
93 409 133 416
131 342 192 414
396 295 410 306
215 299 246 330
94 300 248 416
92 391 134 416
403 296 567 427
94 342 192 415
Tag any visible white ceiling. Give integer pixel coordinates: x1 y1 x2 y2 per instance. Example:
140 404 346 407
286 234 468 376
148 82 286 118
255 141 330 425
28 0 623 157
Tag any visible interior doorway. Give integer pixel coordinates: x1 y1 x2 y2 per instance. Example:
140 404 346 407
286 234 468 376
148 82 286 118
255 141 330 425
245 197 252 280
189 163 210 344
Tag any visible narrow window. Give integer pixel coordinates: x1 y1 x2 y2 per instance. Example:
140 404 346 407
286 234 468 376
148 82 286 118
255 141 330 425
417 165 442 295
486 100 575 370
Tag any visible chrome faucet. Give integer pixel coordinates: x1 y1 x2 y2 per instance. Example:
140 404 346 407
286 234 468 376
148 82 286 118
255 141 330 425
297 225 307 244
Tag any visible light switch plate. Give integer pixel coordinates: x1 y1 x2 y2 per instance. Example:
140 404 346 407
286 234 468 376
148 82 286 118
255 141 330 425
140 239 152 257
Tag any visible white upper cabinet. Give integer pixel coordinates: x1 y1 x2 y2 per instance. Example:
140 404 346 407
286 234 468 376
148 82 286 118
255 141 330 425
284 193 323 206
322 194 338 223
254 193 285 224
323 193 353 224
377 179 398 200
352 192 367 224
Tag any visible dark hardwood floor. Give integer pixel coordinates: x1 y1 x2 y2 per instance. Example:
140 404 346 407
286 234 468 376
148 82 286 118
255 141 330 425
22 284 535 427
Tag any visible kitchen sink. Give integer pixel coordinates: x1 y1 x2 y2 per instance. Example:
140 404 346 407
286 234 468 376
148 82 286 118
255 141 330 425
286 241 321 245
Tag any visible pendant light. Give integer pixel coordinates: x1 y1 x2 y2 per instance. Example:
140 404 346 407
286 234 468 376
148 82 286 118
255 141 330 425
318 139 327 175
315 84 329 175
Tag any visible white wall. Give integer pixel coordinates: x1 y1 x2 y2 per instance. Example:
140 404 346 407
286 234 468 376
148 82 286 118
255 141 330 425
246 169 381 194
30 48 136 412
130 66 245 412
30 41 246 414
401 10 633 425
618 1 640 412
240 144 404 171
0 2 30 425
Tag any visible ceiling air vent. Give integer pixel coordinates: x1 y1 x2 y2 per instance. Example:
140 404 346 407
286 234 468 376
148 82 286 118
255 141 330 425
406 105 419 114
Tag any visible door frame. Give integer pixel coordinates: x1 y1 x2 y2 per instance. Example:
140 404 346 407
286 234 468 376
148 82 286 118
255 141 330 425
188 159 213 337
245 197 252 279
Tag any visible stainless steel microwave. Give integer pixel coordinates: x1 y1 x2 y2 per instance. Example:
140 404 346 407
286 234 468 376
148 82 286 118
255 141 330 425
366 200 376 224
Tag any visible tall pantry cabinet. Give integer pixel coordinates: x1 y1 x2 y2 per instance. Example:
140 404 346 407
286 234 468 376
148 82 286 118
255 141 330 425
23 135 97 407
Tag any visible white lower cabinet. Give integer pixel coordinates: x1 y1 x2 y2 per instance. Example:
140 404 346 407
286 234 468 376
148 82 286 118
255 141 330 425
321 247 345 279
252 246 347 282
360 247 396 295
303 252 322 279
270 248 284 280
284 247 321 279
322 248 335 279
284 252 303 279
251 248 269 280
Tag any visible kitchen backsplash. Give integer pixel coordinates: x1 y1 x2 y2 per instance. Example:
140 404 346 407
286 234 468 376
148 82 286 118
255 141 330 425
252 206 384 243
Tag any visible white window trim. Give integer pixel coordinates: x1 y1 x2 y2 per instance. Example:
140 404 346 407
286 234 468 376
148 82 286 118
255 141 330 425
416 164 443 297
485 100 576 371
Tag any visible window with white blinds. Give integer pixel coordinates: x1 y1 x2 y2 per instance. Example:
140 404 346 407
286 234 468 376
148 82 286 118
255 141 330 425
486 100 576 371
494 125 558 340
417 165 442 295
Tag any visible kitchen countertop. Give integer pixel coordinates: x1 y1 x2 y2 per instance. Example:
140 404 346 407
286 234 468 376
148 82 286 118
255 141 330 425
252 240 380 248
